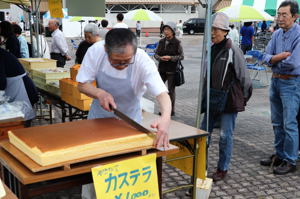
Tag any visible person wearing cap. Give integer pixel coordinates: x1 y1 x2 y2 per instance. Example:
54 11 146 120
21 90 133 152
201 12 252 182
154 21 184 116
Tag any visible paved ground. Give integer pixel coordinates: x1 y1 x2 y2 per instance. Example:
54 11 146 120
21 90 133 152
33 35 300 199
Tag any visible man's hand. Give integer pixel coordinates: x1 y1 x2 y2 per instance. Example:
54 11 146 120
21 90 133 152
78 82 116 111
160 56 171 61
278 52 291 60
96 90 117 111
150 117 170 148
65 55 72 61
270 51 291 64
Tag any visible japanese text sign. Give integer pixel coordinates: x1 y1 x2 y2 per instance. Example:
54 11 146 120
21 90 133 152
48 0 63 18
92 154 159 199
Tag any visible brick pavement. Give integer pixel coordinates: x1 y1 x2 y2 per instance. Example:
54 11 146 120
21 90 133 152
32 35 299 199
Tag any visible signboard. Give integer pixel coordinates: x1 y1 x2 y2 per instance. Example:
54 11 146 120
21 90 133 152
48 0 63 18
66 0 105 17
92 154 159 199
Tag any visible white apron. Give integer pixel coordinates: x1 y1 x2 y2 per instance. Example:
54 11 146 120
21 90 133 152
82 59 141 199
5 73 35 121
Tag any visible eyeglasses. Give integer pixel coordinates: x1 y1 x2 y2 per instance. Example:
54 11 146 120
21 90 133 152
276 13 291 18
108 55 135 67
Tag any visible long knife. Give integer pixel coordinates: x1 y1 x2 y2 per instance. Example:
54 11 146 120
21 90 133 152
111 107 152 135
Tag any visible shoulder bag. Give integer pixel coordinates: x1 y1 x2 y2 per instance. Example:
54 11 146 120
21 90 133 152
175 61 185 86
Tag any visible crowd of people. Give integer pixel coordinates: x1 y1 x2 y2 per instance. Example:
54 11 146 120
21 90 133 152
0 2 299 193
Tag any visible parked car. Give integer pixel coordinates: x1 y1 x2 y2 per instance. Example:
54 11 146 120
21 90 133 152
183 18 205 35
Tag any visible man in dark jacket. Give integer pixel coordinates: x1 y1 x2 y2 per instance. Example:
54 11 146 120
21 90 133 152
201 12 252 182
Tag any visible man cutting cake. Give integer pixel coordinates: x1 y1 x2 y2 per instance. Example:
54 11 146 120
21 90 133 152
77 28 171 199
77 28 171 148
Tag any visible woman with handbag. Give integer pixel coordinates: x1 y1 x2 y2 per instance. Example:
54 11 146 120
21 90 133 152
154 21 184 116
201 12 252 182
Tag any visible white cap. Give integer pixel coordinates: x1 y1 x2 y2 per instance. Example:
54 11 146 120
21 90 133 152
212 12 230 31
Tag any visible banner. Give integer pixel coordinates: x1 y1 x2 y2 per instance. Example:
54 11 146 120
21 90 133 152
92 154 159 199
48 0 63 18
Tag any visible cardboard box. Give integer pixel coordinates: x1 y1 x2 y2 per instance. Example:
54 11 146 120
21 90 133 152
19 58 56 71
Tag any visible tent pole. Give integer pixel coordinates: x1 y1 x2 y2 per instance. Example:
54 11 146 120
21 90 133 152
28 3 34 57
195 0 212 131
194 1 212 196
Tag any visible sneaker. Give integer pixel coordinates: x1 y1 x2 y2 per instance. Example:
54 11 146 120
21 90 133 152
273 160 296 175
260 154 283 167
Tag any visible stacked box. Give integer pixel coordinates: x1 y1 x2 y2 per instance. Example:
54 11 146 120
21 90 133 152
19 58 57 76
31 68 70 94
70 64 80 81
32 68 70 80
45 82 61 96
59 78 93 111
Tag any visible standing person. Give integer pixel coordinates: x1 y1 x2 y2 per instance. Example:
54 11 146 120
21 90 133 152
99 19 109 39
0 48 37 126
136 20 141 37
0 21 21 58
77 29 171 199
160 21 164 37
113 13 128 29
201 12 252 182
32 23 50 58
240 21 254 54
12 24 29 58
228 24 239 46
260 0 300 175
5 12 12 22
77 28 171 147
75 23 101 64
154 22 184 116
177 20 183 39
261 20 267 32
48 19 71 67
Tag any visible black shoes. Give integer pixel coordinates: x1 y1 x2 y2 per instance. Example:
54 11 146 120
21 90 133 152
260 155 297 175
260 154 283 167
273 160 296 175
212 169 227 182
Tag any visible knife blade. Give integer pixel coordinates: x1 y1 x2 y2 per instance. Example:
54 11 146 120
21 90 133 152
112 108 152 135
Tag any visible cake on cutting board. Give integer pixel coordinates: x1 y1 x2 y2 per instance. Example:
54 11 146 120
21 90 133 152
8 118 154 166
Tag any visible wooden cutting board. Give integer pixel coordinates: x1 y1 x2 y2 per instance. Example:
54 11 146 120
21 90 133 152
8 118 155 166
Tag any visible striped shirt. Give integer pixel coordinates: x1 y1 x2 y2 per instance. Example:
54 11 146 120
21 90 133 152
263 23 300 75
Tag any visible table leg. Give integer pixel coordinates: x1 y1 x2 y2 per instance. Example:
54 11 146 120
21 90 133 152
49 104 53 124
61 102 66 123
156 156 163 198
69 106 73 122
192 138 199 199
